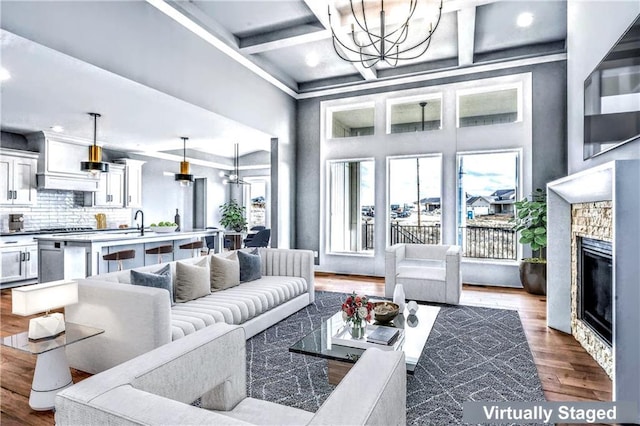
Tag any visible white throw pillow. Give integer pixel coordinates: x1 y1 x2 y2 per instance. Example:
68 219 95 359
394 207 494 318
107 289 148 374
175 257 210 303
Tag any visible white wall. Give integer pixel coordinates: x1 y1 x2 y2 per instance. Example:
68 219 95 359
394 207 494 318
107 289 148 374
567 1 640 173
317 74 533 286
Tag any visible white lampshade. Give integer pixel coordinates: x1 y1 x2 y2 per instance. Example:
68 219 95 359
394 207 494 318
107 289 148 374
12 280 78 316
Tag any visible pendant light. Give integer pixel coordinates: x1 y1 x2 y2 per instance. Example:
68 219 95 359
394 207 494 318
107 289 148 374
80 113 109 175
175 137 194 187
220 143 248 185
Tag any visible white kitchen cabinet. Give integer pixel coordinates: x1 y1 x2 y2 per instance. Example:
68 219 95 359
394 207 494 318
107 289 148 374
0 242 38 284
115 159 145 208
93 164 125 207
0 149 38 206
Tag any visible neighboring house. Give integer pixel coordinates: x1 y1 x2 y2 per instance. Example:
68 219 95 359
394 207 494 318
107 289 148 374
490 189 516 214
466 196 493 216
420 197 441 212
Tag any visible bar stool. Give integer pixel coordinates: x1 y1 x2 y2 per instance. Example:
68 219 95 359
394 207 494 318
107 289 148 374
179 240 204 258
145 245 173 264
103 249 136 271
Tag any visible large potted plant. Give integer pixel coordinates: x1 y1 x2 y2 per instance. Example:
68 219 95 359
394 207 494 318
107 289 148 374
219 199 247 232
512 188 547 295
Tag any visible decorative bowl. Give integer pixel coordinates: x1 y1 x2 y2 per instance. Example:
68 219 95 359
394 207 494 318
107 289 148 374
372 302 400 323
150 225 178 233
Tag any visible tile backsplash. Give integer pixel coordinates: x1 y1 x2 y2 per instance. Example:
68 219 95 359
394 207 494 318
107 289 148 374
0 190 132 232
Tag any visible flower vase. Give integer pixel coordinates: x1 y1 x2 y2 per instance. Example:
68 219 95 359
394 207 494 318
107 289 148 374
393 284 406 313
349 322 366 339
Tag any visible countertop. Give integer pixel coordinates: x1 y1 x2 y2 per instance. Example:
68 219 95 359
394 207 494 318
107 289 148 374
34 229 219 244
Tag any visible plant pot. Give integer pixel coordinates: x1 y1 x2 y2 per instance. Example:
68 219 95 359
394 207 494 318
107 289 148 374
519 261 547 295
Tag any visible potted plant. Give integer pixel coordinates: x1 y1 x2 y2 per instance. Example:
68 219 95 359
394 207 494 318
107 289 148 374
219 199 247 232
512 188 547 295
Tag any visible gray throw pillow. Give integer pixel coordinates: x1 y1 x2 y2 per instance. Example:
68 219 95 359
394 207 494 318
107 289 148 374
238 249 262 282
131 264 173 305
175 257 210 303
210 251 240 290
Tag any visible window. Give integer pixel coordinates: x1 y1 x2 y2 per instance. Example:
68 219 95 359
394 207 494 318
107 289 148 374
456 151 519 259
245 178 267 229
388 155 442 245
457 85 521 128
329 105 375 138
387 95 442 134
328 160 375 254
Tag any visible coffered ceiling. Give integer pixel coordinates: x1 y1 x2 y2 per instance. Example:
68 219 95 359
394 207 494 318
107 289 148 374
0 0 567 160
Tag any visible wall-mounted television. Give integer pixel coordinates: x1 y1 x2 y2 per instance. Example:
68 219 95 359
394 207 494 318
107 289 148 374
584 15 640 159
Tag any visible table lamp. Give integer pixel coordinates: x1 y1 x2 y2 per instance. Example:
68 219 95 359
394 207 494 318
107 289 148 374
12 280 79 340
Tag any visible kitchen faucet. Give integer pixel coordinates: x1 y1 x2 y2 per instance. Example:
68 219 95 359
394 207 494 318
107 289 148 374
134 210 144 236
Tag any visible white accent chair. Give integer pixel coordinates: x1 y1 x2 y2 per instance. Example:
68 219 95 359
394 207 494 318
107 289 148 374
385 244 462 305
55 323 407 426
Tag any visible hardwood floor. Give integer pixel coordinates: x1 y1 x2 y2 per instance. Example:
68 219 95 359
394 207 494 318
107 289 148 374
1 276 611 424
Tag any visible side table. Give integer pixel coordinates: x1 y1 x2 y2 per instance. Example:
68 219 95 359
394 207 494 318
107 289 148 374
1 322 104 411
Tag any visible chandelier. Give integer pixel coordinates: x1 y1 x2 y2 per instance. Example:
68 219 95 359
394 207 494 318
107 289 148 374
221 143 248 185
328 0 443 68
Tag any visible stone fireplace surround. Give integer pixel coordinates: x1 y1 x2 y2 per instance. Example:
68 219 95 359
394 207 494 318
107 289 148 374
547 160 639 421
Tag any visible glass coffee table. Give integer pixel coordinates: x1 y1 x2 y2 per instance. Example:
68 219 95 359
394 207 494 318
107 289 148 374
289 304 440 384
1 322 104 410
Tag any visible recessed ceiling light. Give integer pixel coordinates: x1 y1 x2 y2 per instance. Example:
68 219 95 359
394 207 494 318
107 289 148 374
305 53 320 67
517 12 534 28
51 125 64 133
0 67 11 81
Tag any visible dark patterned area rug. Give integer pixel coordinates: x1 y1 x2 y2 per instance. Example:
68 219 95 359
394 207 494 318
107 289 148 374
246 291 545 425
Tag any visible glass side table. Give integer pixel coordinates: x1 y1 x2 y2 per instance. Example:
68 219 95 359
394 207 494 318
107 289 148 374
1 322 104 411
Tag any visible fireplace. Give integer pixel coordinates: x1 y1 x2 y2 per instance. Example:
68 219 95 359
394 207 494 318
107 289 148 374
577 237 613 346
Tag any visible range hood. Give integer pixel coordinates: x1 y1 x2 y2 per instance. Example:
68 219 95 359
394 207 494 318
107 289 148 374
27 132 100 192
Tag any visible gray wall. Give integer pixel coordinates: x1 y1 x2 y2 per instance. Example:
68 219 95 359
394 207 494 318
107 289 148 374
296 61 567 278
566 1 640 173
130 154 228 232
1 0 297 247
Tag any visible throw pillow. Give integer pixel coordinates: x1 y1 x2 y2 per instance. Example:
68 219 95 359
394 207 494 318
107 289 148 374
210 251 240 291
237 249 262 283
131 264 173 305
175 257 210 303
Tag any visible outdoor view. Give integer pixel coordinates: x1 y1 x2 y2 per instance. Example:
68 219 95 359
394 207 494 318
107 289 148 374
457 151 518 259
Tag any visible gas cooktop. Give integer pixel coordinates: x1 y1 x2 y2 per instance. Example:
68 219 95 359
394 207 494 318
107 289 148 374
39 227 95 233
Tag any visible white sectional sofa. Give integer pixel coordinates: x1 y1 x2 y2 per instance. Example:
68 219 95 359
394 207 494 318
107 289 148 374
65 248 314 374
56 324 407 425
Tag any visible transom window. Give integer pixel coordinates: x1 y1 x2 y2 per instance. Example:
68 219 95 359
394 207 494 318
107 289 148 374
328 104 375 139
387 94 442 134
457 85 521 128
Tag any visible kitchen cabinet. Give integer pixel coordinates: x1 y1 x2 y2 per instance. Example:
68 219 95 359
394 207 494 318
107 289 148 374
0 149 38 206
1 242 38 284
115 159 145 208
93 164 125 207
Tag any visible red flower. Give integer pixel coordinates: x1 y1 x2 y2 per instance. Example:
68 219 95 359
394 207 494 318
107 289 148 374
345 296 353 305
347 307 354 317
355 296 361 304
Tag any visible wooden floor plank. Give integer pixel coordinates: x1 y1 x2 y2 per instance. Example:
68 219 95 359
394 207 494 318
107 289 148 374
1 277 612 424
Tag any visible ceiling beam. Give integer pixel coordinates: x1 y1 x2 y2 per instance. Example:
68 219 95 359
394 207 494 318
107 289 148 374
302 0 377 81
457 7 476 67
240 25 329 54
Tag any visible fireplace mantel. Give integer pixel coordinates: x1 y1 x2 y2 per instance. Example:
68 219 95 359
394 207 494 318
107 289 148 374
546 159 639 418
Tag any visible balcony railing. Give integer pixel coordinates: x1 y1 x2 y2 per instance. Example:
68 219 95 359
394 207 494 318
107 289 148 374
361 222 517 260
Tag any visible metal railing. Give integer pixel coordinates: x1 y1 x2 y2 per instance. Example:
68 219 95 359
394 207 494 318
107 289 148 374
459 225 516 260
361 222 517 260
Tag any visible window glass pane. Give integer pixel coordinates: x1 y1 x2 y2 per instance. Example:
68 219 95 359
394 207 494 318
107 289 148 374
388 156 442 245
331 107 375 138
328 160 375 253
458 88 518 128
389 99 441 134
456 151 518 259
248 180 266 228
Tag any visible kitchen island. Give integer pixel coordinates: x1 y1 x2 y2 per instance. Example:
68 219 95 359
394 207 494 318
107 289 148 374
35 229 222 283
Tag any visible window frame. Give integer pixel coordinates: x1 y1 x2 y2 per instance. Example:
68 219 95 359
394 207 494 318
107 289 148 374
386 92 443 134
455 82 523 129
325 157 376 256
326 101 376 140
